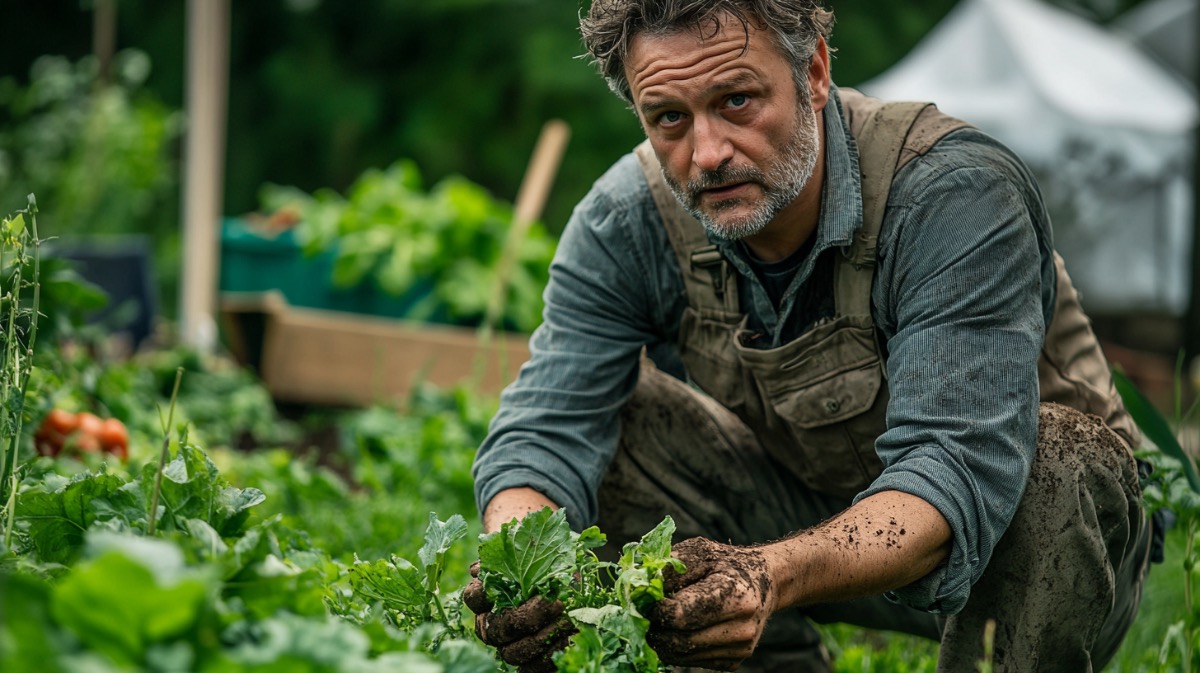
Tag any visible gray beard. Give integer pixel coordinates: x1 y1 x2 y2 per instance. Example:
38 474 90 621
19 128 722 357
662 105 819 242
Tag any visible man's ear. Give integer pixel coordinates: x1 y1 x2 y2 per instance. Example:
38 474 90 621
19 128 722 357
808 36 831 112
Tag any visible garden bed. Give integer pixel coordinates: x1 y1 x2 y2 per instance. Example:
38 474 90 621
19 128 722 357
220 290 530 406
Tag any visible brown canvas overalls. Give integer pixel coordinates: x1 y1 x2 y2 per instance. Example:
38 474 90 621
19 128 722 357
594 90 1152 672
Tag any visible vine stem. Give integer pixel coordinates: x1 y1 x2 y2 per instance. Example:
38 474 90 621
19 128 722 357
2 206 40 550
147 367 184 536
1186 517 1196 670
2 475 17 550
432 592 452 632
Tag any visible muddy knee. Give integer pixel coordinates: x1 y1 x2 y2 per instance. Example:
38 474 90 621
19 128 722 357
1012 403 1142 569
1033 403 1139 492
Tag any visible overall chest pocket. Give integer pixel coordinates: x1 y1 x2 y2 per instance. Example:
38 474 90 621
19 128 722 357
678 306 749 412
735 321 888 498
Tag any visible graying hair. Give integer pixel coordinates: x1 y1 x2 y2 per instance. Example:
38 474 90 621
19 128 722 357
580 0 834 105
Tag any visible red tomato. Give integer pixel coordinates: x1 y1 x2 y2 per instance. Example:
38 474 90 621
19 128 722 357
72 413 104 454
35 409 78 457
42 409 78 435
97 418 129 460
72 432 102 454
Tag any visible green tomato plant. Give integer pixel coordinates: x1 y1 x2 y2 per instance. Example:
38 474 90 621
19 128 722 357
1114 366 1200 672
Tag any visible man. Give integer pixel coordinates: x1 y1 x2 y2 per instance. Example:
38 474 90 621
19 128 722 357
465 1 1152 671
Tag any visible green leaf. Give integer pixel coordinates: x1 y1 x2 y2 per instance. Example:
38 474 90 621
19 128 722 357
417 512 468 590
0 572 64 673
15 473 144 564
51 536 212 666
433 638 496 673
1113 368 1200 494
569 605 659 672
348 556 428 616
554 626 611 673
141 443 265 536
182 518 230 557
219 612 374 669
5 213 25 237
629 516 674 561
477 507 577 610
617 516 684 611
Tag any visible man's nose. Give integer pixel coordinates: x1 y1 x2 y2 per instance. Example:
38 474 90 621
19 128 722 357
691 115 734 173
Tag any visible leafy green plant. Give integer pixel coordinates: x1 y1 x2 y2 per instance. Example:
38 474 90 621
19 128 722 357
478 507 683 673
346 513 471 638
1114 366 1200 672
2 401 455 671
0 50 183 316
258 159 555 332
477 507 606 611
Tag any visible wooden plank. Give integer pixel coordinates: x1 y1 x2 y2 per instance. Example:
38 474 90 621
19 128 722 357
221 292 531 406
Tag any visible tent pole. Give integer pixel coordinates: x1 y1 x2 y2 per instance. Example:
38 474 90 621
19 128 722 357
1185 6 1200 366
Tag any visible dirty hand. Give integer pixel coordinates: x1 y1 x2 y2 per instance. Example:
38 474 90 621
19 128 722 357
462 561 577 673
646 537 776 671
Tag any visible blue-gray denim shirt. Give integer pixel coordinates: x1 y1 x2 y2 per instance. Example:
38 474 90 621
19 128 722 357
473 86 1057 614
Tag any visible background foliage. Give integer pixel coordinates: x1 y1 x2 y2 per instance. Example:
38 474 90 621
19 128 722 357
0 0 1153 320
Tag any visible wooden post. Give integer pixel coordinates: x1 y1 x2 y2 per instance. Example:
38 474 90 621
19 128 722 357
180 0 230 351
93 0 117 86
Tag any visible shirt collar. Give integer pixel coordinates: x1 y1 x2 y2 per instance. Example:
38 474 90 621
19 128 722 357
820 84 866 249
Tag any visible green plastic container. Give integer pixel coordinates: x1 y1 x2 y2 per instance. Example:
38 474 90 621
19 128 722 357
218 217 436 320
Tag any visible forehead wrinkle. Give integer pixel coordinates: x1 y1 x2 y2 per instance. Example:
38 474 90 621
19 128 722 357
628 31 749 94
635 64 759 120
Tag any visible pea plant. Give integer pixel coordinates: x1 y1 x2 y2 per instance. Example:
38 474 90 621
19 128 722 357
1114 367 1200 672
0 196 41 550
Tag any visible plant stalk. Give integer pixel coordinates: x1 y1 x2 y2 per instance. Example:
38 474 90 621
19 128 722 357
1186 518 1196 670
1 206 40 549
147 367 184 536
2 475 17 550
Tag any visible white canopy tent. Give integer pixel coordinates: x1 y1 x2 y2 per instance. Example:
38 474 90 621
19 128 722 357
861 0 1197 316
1113 0 1196 82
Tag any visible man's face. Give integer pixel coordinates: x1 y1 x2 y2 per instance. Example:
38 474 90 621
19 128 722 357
626 18 822 241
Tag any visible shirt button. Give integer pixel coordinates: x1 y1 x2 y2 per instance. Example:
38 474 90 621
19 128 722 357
825 399 841 413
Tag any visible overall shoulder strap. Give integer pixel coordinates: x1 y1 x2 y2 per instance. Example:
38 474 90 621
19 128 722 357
633 91 972 320
836 87 973 318
634 140 738 315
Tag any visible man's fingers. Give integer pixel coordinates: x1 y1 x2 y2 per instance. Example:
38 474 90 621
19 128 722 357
518 657 559 673
648 574 743 630
497 617 575 666
487 596 566 644
462 577 493 615
648 622 756 670
473 611 488 642
662 537 719 594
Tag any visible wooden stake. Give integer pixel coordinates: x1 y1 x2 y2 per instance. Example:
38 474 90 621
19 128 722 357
482 119 571 334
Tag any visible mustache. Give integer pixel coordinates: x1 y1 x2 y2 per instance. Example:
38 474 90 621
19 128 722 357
687 164 767 201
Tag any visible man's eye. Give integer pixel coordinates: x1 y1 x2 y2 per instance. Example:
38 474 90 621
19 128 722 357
728 94 749 108
661 111 683 125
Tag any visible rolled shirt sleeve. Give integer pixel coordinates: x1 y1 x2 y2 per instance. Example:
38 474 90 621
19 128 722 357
857 131 1055 614
472 155 683 530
